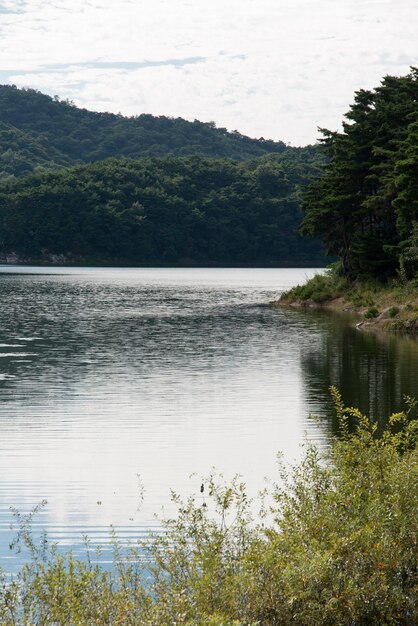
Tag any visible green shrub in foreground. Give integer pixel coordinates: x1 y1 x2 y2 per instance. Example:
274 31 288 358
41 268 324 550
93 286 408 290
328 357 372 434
1 389 417 625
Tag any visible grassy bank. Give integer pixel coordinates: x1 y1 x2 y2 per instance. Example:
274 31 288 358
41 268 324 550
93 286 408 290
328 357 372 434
277 267 418 332
1 390 417 625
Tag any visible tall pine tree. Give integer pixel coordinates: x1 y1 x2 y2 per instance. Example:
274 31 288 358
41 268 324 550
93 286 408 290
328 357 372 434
302 68 418 280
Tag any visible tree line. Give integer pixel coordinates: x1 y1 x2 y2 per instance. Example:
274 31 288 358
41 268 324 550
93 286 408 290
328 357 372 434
0 84 290 181
0 154 327 266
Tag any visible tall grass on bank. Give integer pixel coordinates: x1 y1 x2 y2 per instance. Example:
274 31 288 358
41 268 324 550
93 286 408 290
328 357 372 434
279 265 404 306
1 390 417 625
280 265 418 330
279 266 350 304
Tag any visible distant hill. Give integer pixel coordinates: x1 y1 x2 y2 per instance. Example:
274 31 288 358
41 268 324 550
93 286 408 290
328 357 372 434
0 155 327 266
0 85 291 180
0 121 73 178
0 84 329 267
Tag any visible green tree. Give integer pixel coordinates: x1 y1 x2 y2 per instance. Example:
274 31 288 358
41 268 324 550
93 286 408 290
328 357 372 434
302 68 418 280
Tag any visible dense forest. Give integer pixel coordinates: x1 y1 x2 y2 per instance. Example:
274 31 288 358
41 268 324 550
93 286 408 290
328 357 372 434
2 73 417 268
0 84 289 180
0 154 326 265
301 68 418 281
0 84 329 266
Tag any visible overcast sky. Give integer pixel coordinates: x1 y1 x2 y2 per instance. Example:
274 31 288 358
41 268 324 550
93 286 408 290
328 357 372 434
0 0 417 145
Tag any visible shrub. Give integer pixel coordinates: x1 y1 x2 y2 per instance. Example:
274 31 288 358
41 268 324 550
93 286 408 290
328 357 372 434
1 391 417 625
281 269 349 303
351 292 364 308
365 306 379 319
311 290 332 303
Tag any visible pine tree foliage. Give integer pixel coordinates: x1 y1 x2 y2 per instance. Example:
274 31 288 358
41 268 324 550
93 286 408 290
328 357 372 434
301 68 418 280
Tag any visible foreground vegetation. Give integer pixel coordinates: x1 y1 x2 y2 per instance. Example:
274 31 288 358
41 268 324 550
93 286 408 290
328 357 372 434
2 389 417 625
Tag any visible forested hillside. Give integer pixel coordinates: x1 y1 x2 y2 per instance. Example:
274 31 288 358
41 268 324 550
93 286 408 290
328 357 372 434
0 84 289 180
0 84 330 266
0 154 326 266
301 68 418 280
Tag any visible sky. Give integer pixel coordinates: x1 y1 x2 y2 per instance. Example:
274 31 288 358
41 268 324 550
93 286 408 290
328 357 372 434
0 0 417 145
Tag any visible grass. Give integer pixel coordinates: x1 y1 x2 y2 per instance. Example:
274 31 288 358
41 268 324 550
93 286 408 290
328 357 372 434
279 270 350 304
279 266 418 331
1 390 417 625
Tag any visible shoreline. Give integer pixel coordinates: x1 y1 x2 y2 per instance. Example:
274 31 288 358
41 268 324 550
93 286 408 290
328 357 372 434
274 297 402 332
274 271 418 333
0 257 327 269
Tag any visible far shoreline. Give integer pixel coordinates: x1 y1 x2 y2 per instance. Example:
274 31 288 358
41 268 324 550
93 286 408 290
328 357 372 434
0 257 327 269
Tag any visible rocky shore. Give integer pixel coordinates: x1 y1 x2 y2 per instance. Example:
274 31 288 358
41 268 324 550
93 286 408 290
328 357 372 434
274 271 418 333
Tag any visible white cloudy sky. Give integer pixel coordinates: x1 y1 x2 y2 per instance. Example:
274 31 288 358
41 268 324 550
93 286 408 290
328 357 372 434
0 0 417 145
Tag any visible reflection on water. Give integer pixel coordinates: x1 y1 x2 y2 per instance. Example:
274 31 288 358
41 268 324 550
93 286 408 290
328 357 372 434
296 308 418 431
1 266 418 572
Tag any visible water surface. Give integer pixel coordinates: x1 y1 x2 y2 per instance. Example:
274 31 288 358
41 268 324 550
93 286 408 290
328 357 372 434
1 267 418 571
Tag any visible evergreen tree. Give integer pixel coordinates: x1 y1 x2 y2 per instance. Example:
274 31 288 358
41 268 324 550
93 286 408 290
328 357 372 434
301 68 418 280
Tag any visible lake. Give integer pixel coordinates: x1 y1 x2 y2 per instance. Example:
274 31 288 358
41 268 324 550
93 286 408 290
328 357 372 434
1 266 418 572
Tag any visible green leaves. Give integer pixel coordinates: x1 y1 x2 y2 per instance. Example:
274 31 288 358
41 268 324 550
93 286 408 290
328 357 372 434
1 393 417 624
0 155 327 266
0 84 288 181
302 69 418 281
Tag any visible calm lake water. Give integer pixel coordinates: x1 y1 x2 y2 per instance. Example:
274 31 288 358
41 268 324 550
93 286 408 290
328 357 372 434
1 266 418 572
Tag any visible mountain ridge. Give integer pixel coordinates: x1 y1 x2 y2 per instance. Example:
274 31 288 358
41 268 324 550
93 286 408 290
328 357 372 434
0 84 297 180
0 84 327 266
